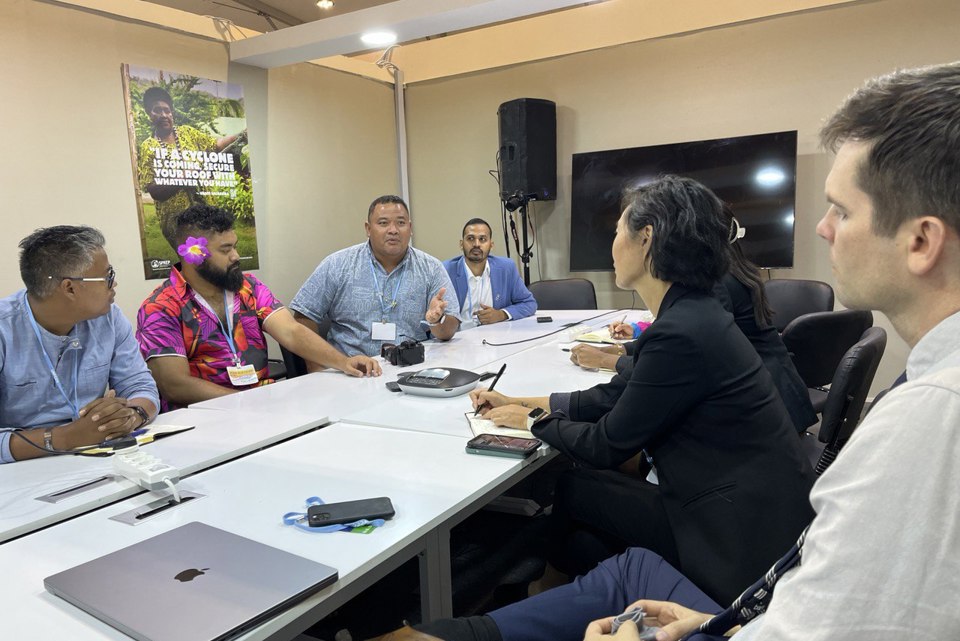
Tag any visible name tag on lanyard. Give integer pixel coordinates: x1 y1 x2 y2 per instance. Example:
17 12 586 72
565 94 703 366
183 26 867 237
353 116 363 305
371 321 397 341
227 363 259 386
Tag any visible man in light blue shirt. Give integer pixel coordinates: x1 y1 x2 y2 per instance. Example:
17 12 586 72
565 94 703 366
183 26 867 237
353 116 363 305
0 226 159 463
291 195 461 358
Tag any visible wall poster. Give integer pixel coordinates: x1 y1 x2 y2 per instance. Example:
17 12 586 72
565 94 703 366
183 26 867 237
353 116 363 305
121 64 260 279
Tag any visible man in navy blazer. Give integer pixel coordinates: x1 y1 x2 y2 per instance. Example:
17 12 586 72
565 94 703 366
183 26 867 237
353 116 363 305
443 218 537 325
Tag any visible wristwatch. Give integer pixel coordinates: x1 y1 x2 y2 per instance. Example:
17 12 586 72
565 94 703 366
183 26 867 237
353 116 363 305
131 405 150 428
526 407 546 429
426 313 445 327
43 427 55 451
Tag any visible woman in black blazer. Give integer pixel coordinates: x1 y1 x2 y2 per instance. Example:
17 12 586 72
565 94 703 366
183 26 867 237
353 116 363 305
472 176 814 604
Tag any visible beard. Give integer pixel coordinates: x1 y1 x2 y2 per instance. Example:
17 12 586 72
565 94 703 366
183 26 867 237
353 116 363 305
465 248 487 263
197 261 244 292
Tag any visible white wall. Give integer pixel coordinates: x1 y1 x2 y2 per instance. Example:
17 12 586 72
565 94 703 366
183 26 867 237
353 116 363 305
403 0 960 392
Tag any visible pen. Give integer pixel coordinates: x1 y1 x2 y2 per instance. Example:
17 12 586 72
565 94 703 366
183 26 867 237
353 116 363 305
475 363 507 416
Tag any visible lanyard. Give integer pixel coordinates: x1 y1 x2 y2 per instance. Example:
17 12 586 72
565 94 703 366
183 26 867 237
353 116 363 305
369 258 405 321
209 290 240 365
462 261 486 318
24 294 80 419
282 497 387 533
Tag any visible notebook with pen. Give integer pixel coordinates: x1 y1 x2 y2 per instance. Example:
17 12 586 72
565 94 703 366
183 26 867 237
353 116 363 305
466 412 535 439
44 521 338 641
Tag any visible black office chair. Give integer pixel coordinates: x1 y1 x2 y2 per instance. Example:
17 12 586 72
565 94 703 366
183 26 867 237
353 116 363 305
781 309 874 413
800 326 887 475
528 278 597 310
279 317 332 379
764 279 835 332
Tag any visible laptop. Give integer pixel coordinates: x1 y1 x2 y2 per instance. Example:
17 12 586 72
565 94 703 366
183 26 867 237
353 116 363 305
44 521 338 641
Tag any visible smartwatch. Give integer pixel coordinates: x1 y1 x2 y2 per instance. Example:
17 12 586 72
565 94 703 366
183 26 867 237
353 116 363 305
526 407 546 429
131 405 150 428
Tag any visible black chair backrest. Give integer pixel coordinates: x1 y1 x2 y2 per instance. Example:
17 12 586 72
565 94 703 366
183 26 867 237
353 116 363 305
815 326 887 475
280 317 332 379
764 279 834 332
528 278 597 310
781 309 873 389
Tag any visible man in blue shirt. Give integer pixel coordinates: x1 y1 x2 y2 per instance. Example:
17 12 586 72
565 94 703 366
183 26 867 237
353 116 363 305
291 195 461 357
443 218 537 326
0 226 159 463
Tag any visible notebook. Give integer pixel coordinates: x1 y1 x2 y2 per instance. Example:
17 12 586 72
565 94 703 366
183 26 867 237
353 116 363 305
466 411 535 439
44 521 338 641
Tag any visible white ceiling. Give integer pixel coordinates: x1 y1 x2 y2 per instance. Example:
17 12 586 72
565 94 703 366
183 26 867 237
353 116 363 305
60 0 864 83
145 0 399 31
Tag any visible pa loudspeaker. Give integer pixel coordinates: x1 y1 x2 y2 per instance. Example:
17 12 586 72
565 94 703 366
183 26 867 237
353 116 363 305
498 98 557 202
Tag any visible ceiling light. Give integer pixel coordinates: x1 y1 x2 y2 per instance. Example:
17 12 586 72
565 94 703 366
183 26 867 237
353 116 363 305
361 30 398 46
316 0 334 9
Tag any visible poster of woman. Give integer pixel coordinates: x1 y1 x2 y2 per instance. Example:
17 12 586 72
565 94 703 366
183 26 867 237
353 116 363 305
121 64 260 279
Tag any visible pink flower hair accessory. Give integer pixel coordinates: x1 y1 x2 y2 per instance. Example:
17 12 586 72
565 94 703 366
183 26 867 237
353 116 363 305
177 236 210 265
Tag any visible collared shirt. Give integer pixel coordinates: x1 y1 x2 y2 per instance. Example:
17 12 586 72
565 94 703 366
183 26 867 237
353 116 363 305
0 290 160 464
290 242 461 357
461 261 509 320
136 266 282 411
735 309 960 640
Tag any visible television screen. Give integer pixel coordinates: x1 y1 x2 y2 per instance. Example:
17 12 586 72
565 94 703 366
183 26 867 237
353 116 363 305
570 130 797 270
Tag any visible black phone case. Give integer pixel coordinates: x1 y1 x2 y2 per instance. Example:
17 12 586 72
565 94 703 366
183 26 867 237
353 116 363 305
465 435 541 458
308 497 395 526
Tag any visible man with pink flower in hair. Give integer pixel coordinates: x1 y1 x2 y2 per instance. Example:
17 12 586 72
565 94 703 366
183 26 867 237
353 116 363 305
137 204 380 411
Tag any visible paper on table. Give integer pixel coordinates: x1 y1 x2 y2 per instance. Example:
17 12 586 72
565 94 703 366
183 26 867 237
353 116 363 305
574 327 618 344
465 412 534 439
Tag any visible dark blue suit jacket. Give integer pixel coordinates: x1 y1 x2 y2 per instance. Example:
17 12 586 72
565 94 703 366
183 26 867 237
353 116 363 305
442 255 537 320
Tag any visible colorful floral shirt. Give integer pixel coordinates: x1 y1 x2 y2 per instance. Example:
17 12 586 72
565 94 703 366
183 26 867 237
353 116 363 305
136 266 281 411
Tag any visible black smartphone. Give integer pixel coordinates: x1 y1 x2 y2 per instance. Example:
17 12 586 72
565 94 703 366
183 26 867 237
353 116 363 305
536 316 553 323
465 434 542 459
307 497 395 526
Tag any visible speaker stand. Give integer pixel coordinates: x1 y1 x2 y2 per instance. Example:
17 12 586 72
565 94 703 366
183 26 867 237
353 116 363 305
519 202 533 286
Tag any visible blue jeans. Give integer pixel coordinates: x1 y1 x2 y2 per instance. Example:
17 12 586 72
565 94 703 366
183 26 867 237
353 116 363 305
488 548 726 641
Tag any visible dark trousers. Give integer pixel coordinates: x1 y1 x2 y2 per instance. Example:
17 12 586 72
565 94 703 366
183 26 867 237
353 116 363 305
488 548 725 641
550 468 679 578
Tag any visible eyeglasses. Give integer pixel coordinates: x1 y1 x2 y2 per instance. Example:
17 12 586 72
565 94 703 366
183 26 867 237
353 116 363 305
50 265 116 289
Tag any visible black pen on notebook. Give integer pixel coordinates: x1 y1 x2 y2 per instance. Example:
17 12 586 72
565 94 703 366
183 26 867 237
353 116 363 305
475 363 507 416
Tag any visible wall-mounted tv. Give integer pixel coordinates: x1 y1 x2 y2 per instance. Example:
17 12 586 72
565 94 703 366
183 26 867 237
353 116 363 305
570 130 798 270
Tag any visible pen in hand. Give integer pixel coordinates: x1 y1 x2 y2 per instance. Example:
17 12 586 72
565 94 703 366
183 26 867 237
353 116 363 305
475 363 507 416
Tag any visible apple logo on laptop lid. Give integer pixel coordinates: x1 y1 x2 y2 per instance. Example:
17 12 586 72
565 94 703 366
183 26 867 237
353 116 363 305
174 567 209 582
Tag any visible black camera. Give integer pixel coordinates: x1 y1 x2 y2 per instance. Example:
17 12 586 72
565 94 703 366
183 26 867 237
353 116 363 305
380 339 425 366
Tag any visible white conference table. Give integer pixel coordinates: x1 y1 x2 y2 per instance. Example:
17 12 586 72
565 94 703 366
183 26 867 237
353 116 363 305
190 309 625 419
191 310 639 424
0 405 329 543
1 307 641 638
0 422 553 640
345 342 614 437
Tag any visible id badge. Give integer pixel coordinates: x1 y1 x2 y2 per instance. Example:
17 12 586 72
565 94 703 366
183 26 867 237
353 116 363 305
227 363 259 386
371 321 397 341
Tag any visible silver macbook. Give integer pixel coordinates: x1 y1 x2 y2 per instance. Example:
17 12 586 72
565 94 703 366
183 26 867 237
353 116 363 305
44 521 338 641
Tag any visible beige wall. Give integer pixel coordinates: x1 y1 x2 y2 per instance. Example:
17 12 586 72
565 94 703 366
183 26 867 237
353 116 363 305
0 0 396 321
404 0 960 393
260 63 397 305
